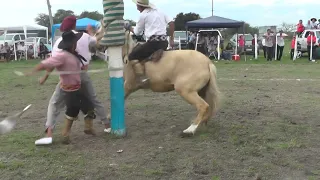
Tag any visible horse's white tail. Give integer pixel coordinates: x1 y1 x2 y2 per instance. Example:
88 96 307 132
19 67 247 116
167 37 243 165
200 63 220 122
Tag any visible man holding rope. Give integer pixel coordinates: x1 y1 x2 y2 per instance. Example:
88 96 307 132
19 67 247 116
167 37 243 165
35 16 110 145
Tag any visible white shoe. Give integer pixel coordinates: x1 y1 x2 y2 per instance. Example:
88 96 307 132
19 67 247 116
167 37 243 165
104 128 111 133
141 78 149 83
35 137 53 145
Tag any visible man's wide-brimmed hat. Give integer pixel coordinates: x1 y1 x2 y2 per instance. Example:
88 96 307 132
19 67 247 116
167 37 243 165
310 18 317 21
58 31 83 50
132 0 155 8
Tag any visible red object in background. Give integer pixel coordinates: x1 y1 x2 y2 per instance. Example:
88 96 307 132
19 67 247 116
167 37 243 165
232 55 240 61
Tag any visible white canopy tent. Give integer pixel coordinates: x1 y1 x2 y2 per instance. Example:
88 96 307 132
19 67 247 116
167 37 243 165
0 24 48 42
0 24 48 60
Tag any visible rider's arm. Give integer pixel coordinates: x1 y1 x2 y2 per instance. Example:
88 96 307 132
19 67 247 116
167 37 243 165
133 15 145 35
165 14 174 40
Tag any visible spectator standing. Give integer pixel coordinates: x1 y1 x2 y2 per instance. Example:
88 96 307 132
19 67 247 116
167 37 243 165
306 20 311 29
290 36 296 60
4 42 11 61
310 18 317 29
0 44 6 59
238 35 245 55
262 38 266 58
307 31 316 61
188 32 196 50
296 20 305 36
276 30 285 61
264 29 274 61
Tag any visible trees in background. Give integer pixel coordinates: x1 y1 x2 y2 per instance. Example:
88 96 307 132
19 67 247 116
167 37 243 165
35 10 136 34
35 9 268 39
174 12 201 31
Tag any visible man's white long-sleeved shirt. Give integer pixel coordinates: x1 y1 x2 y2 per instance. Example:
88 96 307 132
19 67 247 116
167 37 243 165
134 8 173 40
52 30 96 66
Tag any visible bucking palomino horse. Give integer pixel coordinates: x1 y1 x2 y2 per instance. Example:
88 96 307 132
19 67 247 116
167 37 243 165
95 25 221 136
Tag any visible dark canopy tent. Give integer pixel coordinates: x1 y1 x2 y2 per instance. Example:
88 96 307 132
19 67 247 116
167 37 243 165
185 15 247 60
185 15 244 29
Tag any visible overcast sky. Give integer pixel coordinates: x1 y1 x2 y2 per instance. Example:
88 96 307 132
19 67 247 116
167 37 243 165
1 0 319 27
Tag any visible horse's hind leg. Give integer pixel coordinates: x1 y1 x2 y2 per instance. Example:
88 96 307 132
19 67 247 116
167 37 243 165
176 90 209 135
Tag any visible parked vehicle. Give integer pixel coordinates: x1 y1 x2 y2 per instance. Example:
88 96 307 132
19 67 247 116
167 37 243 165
173 31 188 49
0 33 22 46
0 33 38 46
296 29 320 53
229 34 258 52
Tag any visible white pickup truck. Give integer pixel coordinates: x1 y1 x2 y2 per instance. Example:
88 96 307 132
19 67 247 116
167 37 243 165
296 29 320 53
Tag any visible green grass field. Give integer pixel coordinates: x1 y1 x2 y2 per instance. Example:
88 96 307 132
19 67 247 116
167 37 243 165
0 49 320 180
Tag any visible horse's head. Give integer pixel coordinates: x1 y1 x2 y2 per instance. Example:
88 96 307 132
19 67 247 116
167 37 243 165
122 30 139 61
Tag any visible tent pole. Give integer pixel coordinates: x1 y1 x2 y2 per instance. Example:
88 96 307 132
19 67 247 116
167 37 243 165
243 23 246 62
195 32 199 51
186 28 188 49
211 0 213 16
235 31 238 56
4 30 7 44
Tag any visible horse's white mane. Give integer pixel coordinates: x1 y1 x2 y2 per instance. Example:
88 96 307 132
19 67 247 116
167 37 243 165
123 30 137 56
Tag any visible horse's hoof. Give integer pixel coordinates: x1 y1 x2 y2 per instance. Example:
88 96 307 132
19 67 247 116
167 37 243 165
182 124 198 134
180 132 194 138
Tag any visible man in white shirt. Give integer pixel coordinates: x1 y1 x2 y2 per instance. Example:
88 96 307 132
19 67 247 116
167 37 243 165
35 16 109 145
125 0 174 82
262 38 266 58
310 18 317 29
276 30 285 61
263 29 274 61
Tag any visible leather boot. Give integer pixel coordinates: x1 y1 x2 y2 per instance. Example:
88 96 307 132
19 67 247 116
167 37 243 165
62 118 73 144
84 119 96 135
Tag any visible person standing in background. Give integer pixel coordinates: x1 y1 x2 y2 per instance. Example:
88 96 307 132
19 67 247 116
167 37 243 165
237 35 245 55
310 18 317 29
264 29 274 61
276 30 285 61
296 20 305 36
306 20 311 29
188 32 196 50
262 38 266 58
290 36 296 60
307 31 316 61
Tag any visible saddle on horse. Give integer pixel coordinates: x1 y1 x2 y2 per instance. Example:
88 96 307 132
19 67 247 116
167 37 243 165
130 43 166 64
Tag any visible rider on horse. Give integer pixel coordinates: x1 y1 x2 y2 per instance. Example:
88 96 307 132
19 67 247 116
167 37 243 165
125 0 175 82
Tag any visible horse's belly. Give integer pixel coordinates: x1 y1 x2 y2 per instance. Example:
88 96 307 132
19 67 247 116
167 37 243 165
149 81 174 92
